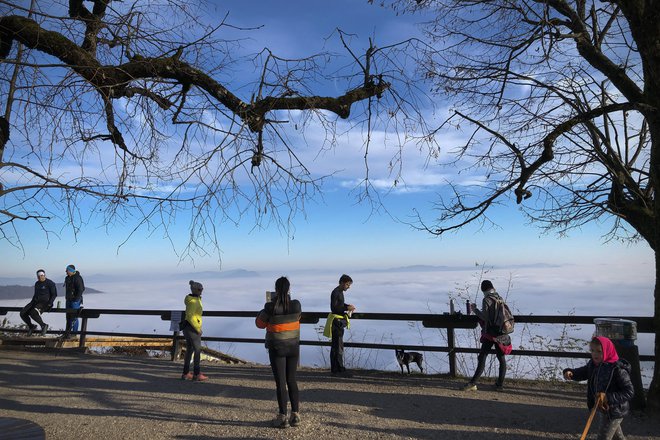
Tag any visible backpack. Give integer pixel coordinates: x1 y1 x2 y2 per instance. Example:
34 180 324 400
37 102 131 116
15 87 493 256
489 297 515 335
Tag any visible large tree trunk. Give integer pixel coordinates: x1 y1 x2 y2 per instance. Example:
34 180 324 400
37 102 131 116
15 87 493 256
650 252 660 412
649 111 660 412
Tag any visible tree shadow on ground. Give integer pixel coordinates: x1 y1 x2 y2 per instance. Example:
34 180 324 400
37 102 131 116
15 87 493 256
1 349 658 440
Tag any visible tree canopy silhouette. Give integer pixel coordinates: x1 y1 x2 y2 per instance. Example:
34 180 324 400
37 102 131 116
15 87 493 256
0 0 430 257
391 0 660 410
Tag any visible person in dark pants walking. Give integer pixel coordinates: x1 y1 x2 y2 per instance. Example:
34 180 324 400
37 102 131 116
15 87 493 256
180 280 207 381
21 269 57 336
256 276 302 429
328 274 355 376
462 280 512 391
63 264 84 338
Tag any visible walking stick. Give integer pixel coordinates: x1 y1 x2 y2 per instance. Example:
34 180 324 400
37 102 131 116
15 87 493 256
579 394 603 440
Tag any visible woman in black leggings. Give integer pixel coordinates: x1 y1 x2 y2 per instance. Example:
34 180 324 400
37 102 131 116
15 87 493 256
181 280 207 381
256 277 302 428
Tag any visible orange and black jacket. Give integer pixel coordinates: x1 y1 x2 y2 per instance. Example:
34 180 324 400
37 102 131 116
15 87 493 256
255 298 301 351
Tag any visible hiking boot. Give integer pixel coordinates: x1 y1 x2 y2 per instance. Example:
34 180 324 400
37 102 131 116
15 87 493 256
26 325 37 337
181 372 193 380
271 413 289 429
192 373 208 382
40 324 49 336
289 412 301 427
462 382 477 391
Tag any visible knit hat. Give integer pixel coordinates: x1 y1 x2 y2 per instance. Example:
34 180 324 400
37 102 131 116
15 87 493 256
189 280 203 295
480 280 494 292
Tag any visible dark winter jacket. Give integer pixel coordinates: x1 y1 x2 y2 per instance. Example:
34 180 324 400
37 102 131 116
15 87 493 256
256 298 301 352
64 272 85 302
563 359 634 419
330 286 349 316
474 289 511 346
32 278 57 308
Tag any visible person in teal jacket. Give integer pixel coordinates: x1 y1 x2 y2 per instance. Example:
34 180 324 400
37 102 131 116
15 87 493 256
180 280 207 381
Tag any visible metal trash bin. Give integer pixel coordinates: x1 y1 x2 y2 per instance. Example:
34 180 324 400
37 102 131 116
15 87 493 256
593 318 637 347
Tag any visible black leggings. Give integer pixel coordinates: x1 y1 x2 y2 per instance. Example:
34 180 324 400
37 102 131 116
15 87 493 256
182 325 202 375
470 340 507 386
269 348 299 415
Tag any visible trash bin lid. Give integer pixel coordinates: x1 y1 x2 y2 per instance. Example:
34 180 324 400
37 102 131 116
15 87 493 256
593 318 637 326
593 318 637 340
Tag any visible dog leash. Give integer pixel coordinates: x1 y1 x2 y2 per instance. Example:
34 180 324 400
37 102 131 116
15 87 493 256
579 393 603 440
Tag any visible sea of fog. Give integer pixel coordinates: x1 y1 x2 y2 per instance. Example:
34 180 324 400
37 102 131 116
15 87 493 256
1 262 655 385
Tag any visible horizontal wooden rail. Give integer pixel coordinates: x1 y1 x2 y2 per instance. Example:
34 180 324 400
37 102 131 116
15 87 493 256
1 306 655 364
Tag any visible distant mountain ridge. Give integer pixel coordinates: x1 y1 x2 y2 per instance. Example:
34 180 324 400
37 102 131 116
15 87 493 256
0 285 102 300
359 263 563 273
177 269 259 279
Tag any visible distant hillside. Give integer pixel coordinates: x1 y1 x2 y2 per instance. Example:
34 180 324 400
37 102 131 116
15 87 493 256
0 285 102 300
177 269 259 279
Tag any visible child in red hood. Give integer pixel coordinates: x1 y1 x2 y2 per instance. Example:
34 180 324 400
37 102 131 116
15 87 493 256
563 336 634 440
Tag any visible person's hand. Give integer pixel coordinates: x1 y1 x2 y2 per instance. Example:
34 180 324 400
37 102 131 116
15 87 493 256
597 392 609 411
563 370 573 380
470 303 476 312
347 304 356 312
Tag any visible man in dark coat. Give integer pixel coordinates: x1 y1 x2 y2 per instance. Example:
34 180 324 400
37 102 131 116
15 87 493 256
63 264 84 338
329 274 355 376
20 269 57 336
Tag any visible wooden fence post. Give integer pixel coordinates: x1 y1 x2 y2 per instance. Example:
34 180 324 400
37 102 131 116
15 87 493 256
171 331 180 361
448 326 456 377
79 317 88 348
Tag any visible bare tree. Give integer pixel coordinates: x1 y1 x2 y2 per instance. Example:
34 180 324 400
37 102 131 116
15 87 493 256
385 0 660 410
0 0 431 258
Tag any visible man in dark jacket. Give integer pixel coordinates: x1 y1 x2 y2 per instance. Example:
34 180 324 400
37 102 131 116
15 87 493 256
329 274 355 376
20 269 57 336
63 264 84 338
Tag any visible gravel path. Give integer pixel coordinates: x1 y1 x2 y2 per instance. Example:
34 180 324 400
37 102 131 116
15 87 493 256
1 348 658 439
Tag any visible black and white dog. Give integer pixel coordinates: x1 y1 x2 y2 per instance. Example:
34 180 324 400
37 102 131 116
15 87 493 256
395 348 424 374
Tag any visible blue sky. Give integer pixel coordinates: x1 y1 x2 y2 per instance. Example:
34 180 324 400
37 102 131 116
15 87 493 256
0 0 653 279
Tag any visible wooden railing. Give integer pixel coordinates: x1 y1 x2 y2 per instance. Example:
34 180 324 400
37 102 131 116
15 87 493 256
0 306 655 409
0 306 653 364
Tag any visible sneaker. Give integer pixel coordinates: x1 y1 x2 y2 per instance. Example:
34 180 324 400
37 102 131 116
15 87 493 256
40 324 49 336
462 383 477 391
289 412 301 427
26 325 37 337
192 373 208 382
271 413 289 429
181 372 193 380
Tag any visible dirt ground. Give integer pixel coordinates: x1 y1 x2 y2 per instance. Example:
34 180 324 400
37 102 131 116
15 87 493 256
0 348 659 440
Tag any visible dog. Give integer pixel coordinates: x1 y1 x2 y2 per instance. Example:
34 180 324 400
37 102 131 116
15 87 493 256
395 348 424 374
